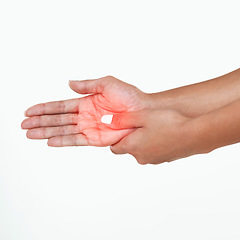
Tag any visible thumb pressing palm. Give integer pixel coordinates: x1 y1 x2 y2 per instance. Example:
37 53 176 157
109 109 195 165
21 76 149 147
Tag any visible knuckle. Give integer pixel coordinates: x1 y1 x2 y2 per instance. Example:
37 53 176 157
58 101 65 113
202 147 214 154
103 75 117 83
113 115 122 128
105 75 114 79
43 128 47 138
59 126 66 135
71 114 78 124
74 134 78 145
55 115 62 125
41 103 46 115
33 116 41 127
126 139 137 153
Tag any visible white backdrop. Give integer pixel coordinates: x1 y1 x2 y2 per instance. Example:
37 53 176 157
1 0 240 239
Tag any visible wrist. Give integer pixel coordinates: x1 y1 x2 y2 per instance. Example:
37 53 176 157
145 92 178 110
184 115 215 155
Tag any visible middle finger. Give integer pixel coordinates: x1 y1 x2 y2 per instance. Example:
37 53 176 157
21 114 78 129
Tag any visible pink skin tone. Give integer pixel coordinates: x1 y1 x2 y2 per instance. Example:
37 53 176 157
21 76 149 147
108 68 240 164
109 109 195 165
22 69 240 165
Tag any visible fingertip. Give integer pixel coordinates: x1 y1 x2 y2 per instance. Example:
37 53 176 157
25 108 34 117
68 80 80 93
21 120 27 129
48 137 62 147
110 145 117 154
69 80 75 84
109 114 122 129
110 113 133 130
47 138 57 147
47 139 54 147
110 143 127 155
69 80 79 85
26 130 31 139
24 109 31 117
26 129 37 139
68 80 73 88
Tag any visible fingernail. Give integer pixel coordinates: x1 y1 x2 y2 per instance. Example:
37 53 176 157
101 115 113 124
24 110 27 117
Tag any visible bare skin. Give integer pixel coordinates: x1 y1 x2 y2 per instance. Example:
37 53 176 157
148 68 240 117
109 110 195 164
109 98 240 164
21 76 149 147
21 68 240 164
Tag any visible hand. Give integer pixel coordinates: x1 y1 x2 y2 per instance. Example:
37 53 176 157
21 76 150 147
109 109 204 164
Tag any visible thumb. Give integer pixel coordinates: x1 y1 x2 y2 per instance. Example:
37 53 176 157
101 111 145 129
69 78 104 94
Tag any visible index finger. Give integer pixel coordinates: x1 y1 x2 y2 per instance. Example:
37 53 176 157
25 98 80 117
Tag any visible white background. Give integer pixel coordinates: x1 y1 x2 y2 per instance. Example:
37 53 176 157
1 0 240 239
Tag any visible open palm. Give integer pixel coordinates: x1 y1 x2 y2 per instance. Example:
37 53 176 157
21 76 148 147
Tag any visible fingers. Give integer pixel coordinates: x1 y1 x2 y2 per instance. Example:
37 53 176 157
110 130 139 155
25 98 80 117
21 114 78 129
69 76 112 94
110 143 128 155
26 125 80 139
109 111 145 129
110 130 147 165
47 134 88 147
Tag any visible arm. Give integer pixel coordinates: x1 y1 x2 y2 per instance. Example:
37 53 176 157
22 70 240 151
148 68 240 117
109 99 240 165
189 98 240 154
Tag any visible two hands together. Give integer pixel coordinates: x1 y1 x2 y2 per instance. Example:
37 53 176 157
21 69 240 164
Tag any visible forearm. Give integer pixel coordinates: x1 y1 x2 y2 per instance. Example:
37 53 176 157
189 98 240 154
147 68 240 117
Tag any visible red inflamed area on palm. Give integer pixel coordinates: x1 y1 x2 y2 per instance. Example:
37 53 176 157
22 76 146 147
